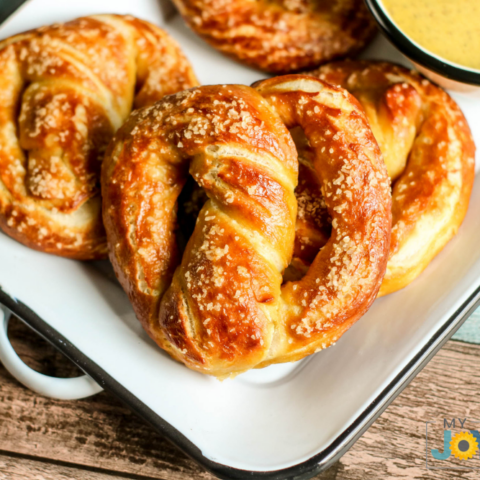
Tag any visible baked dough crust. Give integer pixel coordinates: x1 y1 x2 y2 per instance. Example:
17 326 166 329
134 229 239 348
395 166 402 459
0 15 197 259
102 76 390 377
172 0 376 73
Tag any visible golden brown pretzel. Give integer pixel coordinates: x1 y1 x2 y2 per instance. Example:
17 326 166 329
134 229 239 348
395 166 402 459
171 0 376 73
292 61 475 296
102 76 390 378
0 14 197 259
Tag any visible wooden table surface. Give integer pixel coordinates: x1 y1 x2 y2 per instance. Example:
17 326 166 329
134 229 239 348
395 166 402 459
2 317 480 480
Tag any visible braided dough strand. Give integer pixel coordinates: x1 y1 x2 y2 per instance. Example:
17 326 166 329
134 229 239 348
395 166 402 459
0 15 197 259
300 61 475 296
103 78 390 378
172 0 376 73
103 85 298 376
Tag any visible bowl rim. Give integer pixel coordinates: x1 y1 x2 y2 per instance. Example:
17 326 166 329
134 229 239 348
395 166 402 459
364 0 480 86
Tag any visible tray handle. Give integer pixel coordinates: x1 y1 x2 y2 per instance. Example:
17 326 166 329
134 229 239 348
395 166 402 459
0 305 103 400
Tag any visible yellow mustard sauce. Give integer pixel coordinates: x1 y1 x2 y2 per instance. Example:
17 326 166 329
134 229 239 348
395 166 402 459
381 0 480 70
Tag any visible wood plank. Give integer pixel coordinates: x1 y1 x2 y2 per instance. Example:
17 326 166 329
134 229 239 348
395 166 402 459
0 454 127 480
339 341 480 479
1 316 480 479
1 317 215 480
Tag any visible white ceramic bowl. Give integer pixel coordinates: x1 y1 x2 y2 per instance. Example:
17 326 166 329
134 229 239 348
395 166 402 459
365 0 480 96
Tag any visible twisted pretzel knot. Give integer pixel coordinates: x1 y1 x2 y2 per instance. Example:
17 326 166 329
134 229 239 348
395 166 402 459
0 15 197 259
171 0 376 73
292 61 476 296
102 75 390 377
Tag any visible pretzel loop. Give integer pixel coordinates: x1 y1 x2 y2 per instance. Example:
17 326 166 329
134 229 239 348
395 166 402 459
300 62 476 296
0 15 197 259
254 76 391 366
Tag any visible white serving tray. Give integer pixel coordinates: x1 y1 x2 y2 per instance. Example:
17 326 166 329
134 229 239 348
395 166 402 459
1 1 480 478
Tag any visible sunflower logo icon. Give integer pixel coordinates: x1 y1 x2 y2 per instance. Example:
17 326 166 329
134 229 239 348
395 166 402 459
450 431 479 460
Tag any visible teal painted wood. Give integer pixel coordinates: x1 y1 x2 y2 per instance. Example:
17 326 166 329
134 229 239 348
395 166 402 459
453 308 480 343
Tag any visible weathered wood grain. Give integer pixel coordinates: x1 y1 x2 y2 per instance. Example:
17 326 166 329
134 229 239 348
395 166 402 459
1 317 480 479
2 317 216 480
0 454 126 480
340 341 480 480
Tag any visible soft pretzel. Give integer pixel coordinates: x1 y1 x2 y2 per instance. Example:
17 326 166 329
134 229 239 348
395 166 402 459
0 14 197 259
291 61 475 296
171 0 376 73
102 76 391 377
